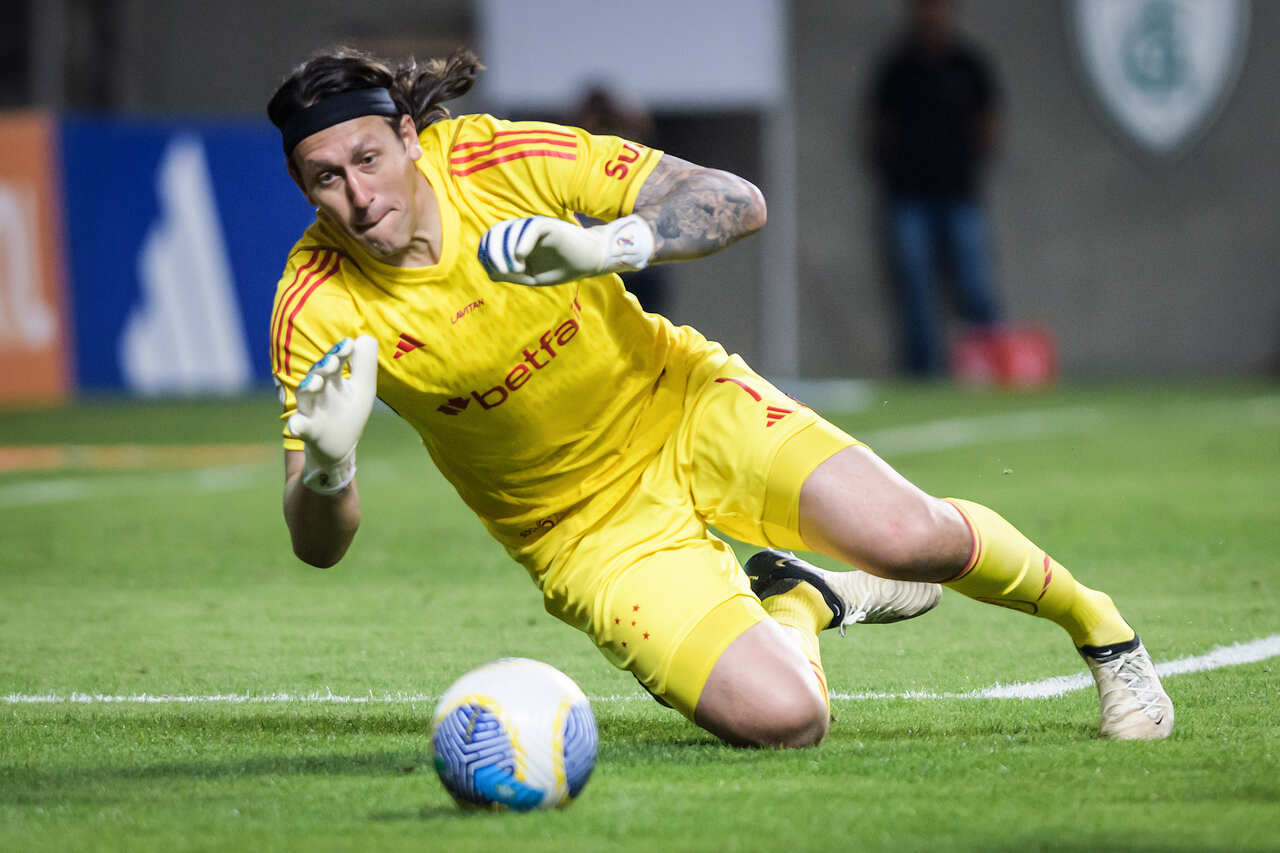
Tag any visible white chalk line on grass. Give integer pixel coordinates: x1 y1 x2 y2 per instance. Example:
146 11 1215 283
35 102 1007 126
833 634 1280 701
0 464 267 508
5 635 1276 706
858 406 1106 457
860 392 1280 458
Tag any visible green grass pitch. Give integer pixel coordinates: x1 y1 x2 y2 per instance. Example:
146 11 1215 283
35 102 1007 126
2 382 1277 851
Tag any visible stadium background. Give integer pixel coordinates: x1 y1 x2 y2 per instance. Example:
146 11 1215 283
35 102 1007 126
1 0 1277 405
2 4 1278 848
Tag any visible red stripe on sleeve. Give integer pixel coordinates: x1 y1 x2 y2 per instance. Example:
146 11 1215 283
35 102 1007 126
713 376 763 402
450 128 577 152
273 250 333 375
269 249 322 369
282 254 342 377
450 149 577 177
449 136 577 165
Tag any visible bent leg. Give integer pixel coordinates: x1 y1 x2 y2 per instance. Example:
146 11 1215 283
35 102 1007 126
942 498 1132 648
578 529 829 748
797 445 1135 648
798 444 971 582
795 444 1172 739
694 619 829 748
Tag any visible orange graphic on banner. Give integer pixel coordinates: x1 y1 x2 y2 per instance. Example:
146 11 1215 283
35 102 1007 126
0 111 71 404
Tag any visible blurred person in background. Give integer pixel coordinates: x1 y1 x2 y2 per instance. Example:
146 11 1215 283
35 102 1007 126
867 0 1004 377
569 83 669 316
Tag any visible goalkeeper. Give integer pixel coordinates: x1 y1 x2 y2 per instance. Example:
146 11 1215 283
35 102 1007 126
268 47 1173 747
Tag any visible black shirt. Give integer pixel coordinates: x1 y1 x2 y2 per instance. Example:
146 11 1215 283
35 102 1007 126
870 38 999 198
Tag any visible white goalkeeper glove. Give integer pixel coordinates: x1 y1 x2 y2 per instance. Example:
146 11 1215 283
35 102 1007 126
477 214 655 286
287 335 378 495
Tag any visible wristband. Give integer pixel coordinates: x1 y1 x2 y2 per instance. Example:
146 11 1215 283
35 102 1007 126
301 449 356 495
603 214 655 272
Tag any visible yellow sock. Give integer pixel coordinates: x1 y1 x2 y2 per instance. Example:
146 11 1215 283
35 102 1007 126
760 582 830 708
943 498 1135 648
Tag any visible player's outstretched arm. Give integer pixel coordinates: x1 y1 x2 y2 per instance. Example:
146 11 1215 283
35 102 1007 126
631 152 767 264
478 154 765 286
281 336 377 568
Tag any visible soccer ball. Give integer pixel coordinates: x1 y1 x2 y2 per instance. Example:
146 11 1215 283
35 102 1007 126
430 658 598 810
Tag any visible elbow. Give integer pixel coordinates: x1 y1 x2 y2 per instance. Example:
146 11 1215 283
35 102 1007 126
743 179 767 235
288 520 358 569
283 481 360 569
295 547 343 569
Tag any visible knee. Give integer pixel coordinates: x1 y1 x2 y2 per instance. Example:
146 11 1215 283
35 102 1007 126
865 496 970 582
761 693 829 749
712 684 830 749
691 620 830 748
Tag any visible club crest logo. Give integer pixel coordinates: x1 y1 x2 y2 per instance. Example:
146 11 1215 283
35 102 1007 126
1070 0 1250 157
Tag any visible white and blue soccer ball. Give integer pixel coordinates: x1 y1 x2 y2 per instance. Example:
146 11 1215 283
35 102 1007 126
430 658 598 811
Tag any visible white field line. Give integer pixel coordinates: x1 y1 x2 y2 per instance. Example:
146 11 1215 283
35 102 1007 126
5 635 1276 706
0 464 266 508
833 634 1280 701
858 406 1106 457
860 392 1280 458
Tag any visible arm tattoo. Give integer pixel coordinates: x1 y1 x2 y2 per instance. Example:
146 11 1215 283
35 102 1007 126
632 154 766 263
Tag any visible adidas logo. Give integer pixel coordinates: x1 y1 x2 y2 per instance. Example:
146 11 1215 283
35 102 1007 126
765 405 793 427
393 332 426 359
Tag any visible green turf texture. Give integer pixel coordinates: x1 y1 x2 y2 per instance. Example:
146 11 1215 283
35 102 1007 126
2 383 1278 851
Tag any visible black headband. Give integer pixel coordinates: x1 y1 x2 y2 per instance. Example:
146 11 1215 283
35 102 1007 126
280 87 402 154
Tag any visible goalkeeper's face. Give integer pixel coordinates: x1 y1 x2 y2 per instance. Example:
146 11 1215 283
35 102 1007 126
292 114 426 261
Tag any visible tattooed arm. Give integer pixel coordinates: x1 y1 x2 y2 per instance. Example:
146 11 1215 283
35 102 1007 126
477 153 765 286
631 154 767 263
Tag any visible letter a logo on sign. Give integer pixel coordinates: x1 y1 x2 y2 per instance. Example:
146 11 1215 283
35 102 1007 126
1070 0 1250 157
121 135 251 394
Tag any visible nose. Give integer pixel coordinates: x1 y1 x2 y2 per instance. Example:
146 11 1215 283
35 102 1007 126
346 172 374 209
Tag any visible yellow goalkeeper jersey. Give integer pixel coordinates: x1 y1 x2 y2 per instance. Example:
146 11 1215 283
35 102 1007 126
270 114 708 558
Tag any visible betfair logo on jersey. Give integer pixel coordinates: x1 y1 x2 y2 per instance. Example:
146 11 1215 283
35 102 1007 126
436 310 581 416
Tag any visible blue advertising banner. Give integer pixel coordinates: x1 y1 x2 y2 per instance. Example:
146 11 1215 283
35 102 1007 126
59 116 313 392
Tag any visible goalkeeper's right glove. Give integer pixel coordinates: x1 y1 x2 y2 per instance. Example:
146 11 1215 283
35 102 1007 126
287 335 378 494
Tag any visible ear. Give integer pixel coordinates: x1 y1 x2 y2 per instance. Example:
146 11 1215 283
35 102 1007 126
398 114 422 160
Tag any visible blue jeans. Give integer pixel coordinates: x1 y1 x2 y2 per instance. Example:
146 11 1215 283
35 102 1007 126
886 197 1001 376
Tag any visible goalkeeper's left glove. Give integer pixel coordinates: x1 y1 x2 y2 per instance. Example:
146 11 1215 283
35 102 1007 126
287 335 378 494
477 214 655 286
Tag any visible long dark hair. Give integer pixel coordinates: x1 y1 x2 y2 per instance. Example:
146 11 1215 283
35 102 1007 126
267 46 483 135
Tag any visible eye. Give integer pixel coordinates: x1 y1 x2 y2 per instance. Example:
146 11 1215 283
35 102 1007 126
361 152 378 167
314 170 339 188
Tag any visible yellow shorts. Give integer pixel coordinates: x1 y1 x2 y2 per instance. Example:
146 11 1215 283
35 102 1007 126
531 342 859 718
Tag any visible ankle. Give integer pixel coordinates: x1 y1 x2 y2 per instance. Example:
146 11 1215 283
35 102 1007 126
1066 587 1136 649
